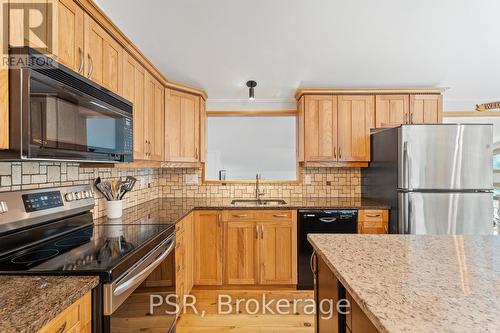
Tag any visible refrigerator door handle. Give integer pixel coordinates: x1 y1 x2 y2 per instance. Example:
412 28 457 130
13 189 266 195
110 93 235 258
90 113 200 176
399 192 410 234
403 141 412 189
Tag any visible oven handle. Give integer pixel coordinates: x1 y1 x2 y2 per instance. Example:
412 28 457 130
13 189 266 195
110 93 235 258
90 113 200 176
113 236 175 296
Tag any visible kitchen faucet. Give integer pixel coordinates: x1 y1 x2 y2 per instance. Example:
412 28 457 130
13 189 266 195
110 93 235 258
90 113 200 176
255 173 265 201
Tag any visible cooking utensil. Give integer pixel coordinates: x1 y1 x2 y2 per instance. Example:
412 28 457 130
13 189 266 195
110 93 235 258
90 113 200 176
118 176 136 200
96 182 113 201
111 179 121 200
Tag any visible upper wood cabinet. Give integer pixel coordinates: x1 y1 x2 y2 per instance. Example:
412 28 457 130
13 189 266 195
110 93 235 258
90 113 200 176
123 52 146 159
84 13 123 95
199 98 207 163
193 210 223 285
165 89 200 163
375 95 409 128
304 95 338 161
300 95 372 164
410 94 443 124
337 95 372 162
145 73 164 161
54 0 84 73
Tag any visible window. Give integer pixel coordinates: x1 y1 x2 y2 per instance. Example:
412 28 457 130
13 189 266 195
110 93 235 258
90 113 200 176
205 113 297 182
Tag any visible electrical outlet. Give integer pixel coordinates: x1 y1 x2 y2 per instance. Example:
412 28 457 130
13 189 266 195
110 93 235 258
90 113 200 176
140 177 146 189
184 174 199 185
304 175 312 185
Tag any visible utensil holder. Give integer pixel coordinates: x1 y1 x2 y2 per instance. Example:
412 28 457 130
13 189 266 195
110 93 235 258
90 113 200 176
106 200 123 219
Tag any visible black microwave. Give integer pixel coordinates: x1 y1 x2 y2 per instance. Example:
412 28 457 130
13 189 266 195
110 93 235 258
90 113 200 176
7 47 133 163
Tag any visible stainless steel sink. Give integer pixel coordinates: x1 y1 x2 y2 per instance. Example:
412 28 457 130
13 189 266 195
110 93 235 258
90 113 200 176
231 199 287 206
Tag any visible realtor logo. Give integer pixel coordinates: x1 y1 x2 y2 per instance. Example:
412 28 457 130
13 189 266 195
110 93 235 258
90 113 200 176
2 1 53 54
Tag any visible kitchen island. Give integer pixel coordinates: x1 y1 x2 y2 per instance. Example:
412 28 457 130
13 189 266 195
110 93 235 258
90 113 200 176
308 234 500 333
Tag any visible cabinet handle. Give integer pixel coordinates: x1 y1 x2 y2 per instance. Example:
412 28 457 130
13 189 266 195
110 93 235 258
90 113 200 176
232 214 248 218
78 47 84 74
87 54 93 78
149 142 153 156
272 214 288 218
410 112 414 124
339 147 342 159
333 147 336 159
365 214 381 218
255 225 259 239
195 147 199 160
261 225 264 239
56 322 67 333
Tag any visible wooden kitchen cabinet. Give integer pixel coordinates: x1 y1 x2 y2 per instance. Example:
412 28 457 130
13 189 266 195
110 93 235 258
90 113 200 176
375 95 409 128
145 73 164 161
54 0 85 73
224 220 259 285
304 95 338 161
38 292 92 333
193 210 223 285
165 89 201 163
259 217 297 285
84 13 123 95
337 95 372 162
358 209 389 234
221 210 297 286
199 98 207 163
410 94 443 124
123 52 146 159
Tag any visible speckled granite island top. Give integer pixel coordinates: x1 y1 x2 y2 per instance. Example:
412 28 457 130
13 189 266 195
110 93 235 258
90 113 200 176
0 275 99 333
308 234 500 333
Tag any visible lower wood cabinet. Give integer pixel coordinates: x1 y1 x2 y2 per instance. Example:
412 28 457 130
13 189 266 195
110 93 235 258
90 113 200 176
222 210 297 286
358 209 389 234
193 210 223 285
175 213 194 308
38 292 91 333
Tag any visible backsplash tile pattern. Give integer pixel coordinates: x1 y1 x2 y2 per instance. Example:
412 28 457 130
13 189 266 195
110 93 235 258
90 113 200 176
159 167 361 198
0 161 361 220
0 162 159 219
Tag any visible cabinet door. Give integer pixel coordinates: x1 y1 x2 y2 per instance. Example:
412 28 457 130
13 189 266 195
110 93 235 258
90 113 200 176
123 53 146 160
304 95 337 161
84 13 122 95
410 95 442 124
297 97 305 162
193 211 223 285
224 221 259 285
199 98 207 163
375 95 409 128
316 256 340 333
184 213 194 293
55 0 84 73
258 220 297 285
8 0 50 50
175 230 185 306
145 73 164 161
337 95 373 162
165 90 200 162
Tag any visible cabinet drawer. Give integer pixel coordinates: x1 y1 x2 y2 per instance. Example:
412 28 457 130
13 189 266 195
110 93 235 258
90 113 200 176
359 209 386 222
259 210 294 221
38 292 91 333
222 210 257 221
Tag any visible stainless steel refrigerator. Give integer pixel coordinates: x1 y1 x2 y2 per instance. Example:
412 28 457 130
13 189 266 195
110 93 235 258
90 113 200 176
362 124 494 235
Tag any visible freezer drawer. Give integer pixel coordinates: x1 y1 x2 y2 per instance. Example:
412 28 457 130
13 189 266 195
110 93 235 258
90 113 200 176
398 125 493 190
398 192 494 235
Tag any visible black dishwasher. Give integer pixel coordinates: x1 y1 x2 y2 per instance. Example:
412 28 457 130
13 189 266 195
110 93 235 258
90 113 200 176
298 209 358 290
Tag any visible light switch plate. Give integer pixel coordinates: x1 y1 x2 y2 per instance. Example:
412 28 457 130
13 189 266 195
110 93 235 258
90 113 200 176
184 174 199 185
304 175 312 185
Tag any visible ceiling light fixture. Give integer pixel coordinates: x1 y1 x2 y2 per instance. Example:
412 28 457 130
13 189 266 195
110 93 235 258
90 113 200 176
246 80 257 100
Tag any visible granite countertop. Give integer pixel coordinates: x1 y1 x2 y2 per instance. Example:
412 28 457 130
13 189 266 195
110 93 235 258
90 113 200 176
0 275 99 333
96 197 389 226
308 234 500 333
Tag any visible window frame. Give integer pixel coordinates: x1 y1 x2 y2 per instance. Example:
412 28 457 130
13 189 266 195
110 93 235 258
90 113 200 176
203 110 300 184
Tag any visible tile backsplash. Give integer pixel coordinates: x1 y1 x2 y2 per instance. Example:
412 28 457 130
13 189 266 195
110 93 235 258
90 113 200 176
159 167 361 199
0 161 361 219
0 162 159 219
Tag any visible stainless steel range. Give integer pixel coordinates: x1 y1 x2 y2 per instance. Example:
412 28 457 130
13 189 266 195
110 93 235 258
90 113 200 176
0 185 176 332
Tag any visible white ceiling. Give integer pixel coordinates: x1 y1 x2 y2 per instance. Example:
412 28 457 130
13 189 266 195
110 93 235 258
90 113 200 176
95 0 500 110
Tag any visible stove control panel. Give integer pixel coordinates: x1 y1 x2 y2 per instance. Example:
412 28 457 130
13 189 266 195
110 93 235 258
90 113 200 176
0 201 8 214
65 190 93 202
22 191 64 212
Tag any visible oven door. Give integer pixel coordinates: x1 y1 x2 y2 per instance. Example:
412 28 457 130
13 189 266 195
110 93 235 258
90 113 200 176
103 234 177 332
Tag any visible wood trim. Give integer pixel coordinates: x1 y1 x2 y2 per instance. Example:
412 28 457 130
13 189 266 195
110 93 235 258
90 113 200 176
444 111 500 118
294 87 447 100
161 161 202 169
207 110 296 117
300 161 369 168
77 0 207 99
203 179 301 185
